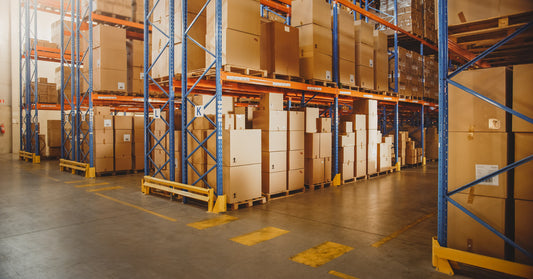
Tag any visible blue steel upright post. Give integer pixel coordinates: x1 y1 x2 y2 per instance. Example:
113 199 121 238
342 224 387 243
18 0 23 153
437 0 448 246
168 0 176 183
143 0 149 176
331 1 339 183
393 0 399 170
31 0 39 159
215 0 223 196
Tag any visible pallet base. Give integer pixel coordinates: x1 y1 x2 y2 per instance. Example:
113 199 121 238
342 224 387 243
305 79 337 88
228 196 266 211
368 168 394 178
269 72 304 82
263 188 305 201
304 182 331 191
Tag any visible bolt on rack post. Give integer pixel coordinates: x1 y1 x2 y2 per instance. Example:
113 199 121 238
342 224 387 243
19 0 40 163
433 0 533 277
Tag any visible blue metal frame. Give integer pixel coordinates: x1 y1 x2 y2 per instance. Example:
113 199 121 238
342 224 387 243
437 0 533 261
260 4 290 25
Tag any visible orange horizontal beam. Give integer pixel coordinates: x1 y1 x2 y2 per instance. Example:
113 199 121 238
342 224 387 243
261 0 290 14
274 0 292 5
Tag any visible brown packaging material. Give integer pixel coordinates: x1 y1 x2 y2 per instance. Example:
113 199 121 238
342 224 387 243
291 0 332 28
262 151 287 173
288 150 305 170
288 131 305 151
304 107 319 133
95 157 114 173
340 146 355 163
513 64 533 132
300 51 332 81
353 99 378 130
253 110 288 131
340 121 353 134
207 164 262 204
262 171 287 195
324 157 332 182
207 129 261 167
515 133 533 200
367 143 378 175
234 114 245 130
355 159 366 178
354 20 374 46
319 133 332 158
260 21 300 76
305 158 324 185
339 59 355 86
317 118 332 133
355 65 374 90
206 28 260 69
114 116 133 130
298 23 333 57
339 132 356 147
47 120 61 147
261 131 287 152
288 169 305 191
288 111 305 131
304 133 320 159
341 161 354 181
515 199 533 265
259 92 284 111
206 0 260 36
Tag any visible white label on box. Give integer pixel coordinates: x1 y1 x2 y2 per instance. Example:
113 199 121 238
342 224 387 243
124 134 131 142
326 71 331 80
284 26 290 32
488 119 501 130
81 113 86 121
104 119 112 127
369 59 374 67
194 105 204 117
475 164 499 186
118 82 125 90
154 108 161 119
140 73 144 80
96 59 101 68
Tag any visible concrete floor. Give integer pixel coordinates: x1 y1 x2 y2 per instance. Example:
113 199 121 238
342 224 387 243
0 154 519 279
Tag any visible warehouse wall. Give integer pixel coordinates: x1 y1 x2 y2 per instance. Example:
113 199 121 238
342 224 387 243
0 0 13 154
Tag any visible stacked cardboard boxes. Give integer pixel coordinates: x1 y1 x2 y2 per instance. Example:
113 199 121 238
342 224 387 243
353 99 379 175
380 0 423 37
373 30 388 92
341 114 366 178
82 0 131 19
339 121 355 181
354 20 374 89
253 93 287 195
133 116 144 170
378 135 393 172
287 111 305 191
423 56 438 100
206 0 260 69
317 117 332 183
55 66 71 101
114 116 133 171
337 9 355 87
47 120 61 157
389 46 423 98
423 0 437 43
292 0 332 81
129 40 145 95
425 126 438 160
29 78 58 104
303 107 324 185
91 107 114 173
260 20 300 77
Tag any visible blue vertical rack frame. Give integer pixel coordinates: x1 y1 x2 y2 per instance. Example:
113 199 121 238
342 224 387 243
60 0 76 161
392 0 399 168
331 1 339 181
19 0 40 160
436 0 533 265
143 0 176 181
77 0 94 168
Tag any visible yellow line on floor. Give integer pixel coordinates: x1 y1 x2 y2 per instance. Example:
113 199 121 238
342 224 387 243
290 241 354 268
64 180 88 184
231 227 289 246
187 215 238 230
44 175 60 182
87 186 123 192
371 212 436 248
75 182 109 188
328 270 359 279
94 193 176 222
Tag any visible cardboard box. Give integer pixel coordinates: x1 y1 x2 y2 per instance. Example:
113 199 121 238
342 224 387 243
355 43 374 67
94 143 114 158
319 133 332 158
253 110 287 131
207 129 261 167
94 115 113 130
91 68 127 92
317 118 331 133
261 131 287 152
305 158 324 185
47 120 61 147
95 157 114 173
355 65 374 90
288 131 305 151
515 199 533 265
354 20 374 46
94 129 113 145
339 132 355 147
298 23 332 57
260 21 300 77
374 51 389 91
206 164 262 204
340 146 355 163
353 99 378 130
449 132 507 198
305 133 320 159
262 151 287 173
304 107 319 133
355 130 367 148
324 157 332 182
449 67 507 132
367 143 378 175
342 161 354 181
206 0 260 36
367 129 380 146
234 114 245 130
94 47 127 71
262 171 287 195
114 116 133 130
291 0 332 28
339 34 355 62
448 193 505 259
355 159 366 178
93 25 126 50
341 114 366 131
373 29 387 51
300 51 332 81
340 121 353 134
514 133 533 200
206 28 260 69
339 59 355 86
377 143 391 172
288 150 305 170
259 93 284 111
190 95 234 116
115 156 132 171
513 64 533 132
288 111 305 131
288 169 305 191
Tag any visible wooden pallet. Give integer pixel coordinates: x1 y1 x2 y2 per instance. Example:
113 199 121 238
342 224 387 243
263 187 305 201
188 68 216 79
368 168 394 178
93 90 128 95
358 87 379 94
355 175 368 181
228 196 266 210
93 10 132 21
223 65 268 77
270 72 304 82
305 79 337 88
339 84 358 91
305 181 331 191
342 178 356 184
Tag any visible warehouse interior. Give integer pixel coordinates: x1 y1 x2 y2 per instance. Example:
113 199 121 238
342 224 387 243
1 0 533 278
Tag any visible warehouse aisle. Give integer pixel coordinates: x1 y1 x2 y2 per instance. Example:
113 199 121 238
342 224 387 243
0 155 514 279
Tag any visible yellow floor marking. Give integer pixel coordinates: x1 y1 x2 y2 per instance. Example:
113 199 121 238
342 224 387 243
75 182 109 188
371 212 436 248
231 227 289 246
65 180 88 184
290 241 354 267
328 270 359 279
87 186 123 192
187 215 238 230
94 193 176 222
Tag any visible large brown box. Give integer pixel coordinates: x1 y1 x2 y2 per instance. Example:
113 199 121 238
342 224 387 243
262 171 287 195
367 143 378 175
305 158 324 185
355 159 366 178
207 129 261 167
94 47 127 71
341 114 366 131
260 21 300 76
449 67 507 132
324 157 332 182
341 161 354 181
288 150 305 170
94 115 113 131
354 20 374 46
262 151 287 173
300 51 332 81
207 164 262 204
317 118 331 133
339 35 355 62
288 131 304 151
373 29 388 51
288 169 305 191
95 157 114 173
92 69 127 92
253 110 287 131
339 132 355 147
339 59 355 86
288 111 305 131
93 25 126 50
449 132 507 198
513 64 533 132
374 51 389 92
115 156 132 171
377 143 391 172
448 193 505 259
47 120 61 147
515 199 533 265
206 28 260 69
355 43 374 68
261 131 287 152
355 65 374 90
305 133 320 159
515 133 533 200
291 0 332 28
304 107 319 133
259 92 284 112
206 0 260 36
353 99 378 130
340 146 355 163
94 129 113 145
93 143 114 158
114 116 133 130
319 133 332 158
339 121 353 134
